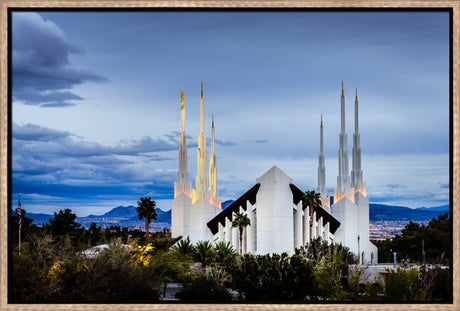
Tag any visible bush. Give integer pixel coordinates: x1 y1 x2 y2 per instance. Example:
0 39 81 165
175 266 232 301
230 252 316 301
384 267 422 301
46 240 160 302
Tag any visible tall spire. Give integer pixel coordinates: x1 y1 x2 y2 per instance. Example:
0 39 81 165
317 115 330 207
334 81 353 203
320 114 323 154
351 88 366 196
211 115 215 153
208 114 221 207
174 91 191 197
355 88 358 133
200 82 204 133
193 82 208 203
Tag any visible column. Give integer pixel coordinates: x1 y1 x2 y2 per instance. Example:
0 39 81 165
312 211 317 239
303 206 310 245
218 222 224 242
247 202 254 253
225 217 232 244
295 202 303 249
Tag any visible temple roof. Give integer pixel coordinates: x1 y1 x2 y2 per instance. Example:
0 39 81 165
207 183 260 235
207 182 341 235
290 184 341 234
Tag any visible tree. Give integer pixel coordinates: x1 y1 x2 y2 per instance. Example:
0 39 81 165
313 244 348 300
194 241 215 268
384 267 422 301
88 222 102 245
136 197 158 242
214 241 236 268
374 213 451 265
172 237 195 259
231 212 251 254
47 209 81 236
302 190 322 240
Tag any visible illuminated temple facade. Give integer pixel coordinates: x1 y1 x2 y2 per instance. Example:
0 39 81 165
171 84 221 243
171 83 377 265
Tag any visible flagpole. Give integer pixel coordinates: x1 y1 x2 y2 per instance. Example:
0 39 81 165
19 226 21 256
17 193 22 256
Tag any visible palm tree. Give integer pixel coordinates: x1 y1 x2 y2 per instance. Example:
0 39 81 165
303 190 322 242
215 241 236 267
137 197 158 242
194 240 215 268
232 212 251 255
173 237 195 258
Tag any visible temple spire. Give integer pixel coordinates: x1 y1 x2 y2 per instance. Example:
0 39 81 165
200 82 204 133
208 114 220 207
320 114 323 153
317 115 330 207
334 81 353 203
351 87 366 196
174 91 191 197
194 82 208 203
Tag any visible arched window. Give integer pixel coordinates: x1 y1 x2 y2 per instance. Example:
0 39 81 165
371 252 375 265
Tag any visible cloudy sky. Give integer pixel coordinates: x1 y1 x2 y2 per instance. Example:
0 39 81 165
11 10 450 216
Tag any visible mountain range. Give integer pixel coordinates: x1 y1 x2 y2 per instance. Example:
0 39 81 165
369 203 449 222
24 202 448 227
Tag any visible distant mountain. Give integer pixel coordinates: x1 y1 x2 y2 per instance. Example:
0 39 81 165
222 200 234 209
26 212 54 226
23 202 449 228
101 205 137 218
25 205 171 227
128 209 171 223
415 205 449 212
370 203 449 222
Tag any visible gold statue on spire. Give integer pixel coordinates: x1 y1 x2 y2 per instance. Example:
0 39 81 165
321 114 323 127
178 91 185 110
341 81 344 97
355 88 358 101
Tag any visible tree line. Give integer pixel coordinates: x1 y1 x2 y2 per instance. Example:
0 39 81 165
10 198 451 303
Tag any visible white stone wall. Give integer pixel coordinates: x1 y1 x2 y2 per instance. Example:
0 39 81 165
331 198 359 254
255 166 295 255
355 192 378 264
187 198 220 243
171 193 192 239
331 192 378 265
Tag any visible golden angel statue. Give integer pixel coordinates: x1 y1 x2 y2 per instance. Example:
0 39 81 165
177 91 185 110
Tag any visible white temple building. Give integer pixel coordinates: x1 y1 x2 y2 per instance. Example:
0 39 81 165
171 82 377 265
171 84 221 243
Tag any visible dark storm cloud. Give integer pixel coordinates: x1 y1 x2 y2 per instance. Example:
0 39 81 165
13 123 177 158
13 123 72 141
12 12 107 107
12 123 178 204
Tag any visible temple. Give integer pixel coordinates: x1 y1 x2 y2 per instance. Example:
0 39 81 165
171 82 377 264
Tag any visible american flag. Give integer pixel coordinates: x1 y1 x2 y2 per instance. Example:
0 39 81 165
16 194 22 230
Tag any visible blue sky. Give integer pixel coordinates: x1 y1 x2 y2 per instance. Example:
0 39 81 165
11 11 450 216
